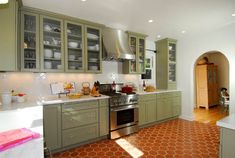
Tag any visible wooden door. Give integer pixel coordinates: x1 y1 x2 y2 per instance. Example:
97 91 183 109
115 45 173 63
196 65 209 109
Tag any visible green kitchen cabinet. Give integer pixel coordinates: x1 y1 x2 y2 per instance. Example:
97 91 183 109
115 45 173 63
139 100 146 126
139 94 157 125
40 15 64 72
171 92 181 117
21 11 40 71
219 128 235 158
123 32 147 74
62 124 98 147
155 38 177 90
61 100 99 147
99 99 109 136
156 92 181 121
85 25 102 73
64 20 85 72
156 96 172 121
0 0 18 71
43 104 62 151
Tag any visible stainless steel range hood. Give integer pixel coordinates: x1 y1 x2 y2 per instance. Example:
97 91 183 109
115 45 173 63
102 27 135 60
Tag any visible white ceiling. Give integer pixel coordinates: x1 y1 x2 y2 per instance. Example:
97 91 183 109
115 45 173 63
22 0 235 40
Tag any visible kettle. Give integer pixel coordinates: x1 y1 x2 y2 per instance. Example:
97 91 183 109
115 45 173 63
82 82 90 95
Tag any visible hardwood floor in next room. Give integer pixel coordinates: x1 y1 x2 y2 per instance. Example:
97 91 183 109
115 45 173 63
194 105 229 125
53 119 219 158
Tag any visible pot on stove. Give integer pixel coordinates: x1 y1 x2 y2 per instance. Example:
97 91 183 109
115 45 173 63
121 85 133 93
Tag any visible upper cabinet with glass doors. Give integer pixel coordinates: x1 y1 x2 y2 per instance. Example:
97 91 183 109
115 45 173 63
65 21 84 72
85 26 102 73
155 38 177 90
123 32 147 74
20 7 104 73
40 16 64 72
21 12 40 71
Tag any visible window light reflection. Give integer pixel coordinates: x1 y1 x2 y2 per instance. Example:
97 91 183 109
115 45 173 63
115 138 144 158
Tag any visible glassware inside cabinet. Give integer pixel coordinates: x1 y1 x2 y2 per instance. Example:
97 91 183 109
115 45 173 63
169 63 176 82
129 36 137 73
67 23 83 70
139 38 145 72
23 14 37 69
87 27 100 71
43 18 62 70
168 43 176 62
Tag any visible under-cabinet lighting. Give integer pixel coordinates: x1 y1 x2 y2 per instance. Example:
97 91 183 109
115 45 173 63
0 0 8 4
148 19 154 23
81 0 87 2
181 30 186 34
157 35 161 38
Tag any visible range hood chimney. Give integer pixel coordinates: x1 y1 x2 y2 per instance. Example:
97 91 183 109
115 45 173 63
102 27 135 60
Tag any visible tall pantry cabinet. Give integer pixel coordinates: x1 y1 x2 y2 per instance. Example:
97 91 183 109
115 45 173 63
196 64 218 109
155 38 177 90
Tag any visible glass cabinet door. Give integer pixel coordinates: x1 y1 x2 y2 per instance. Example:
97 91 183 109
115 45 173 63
168 43 176 62
65 21 84 72
168 63 176 82
21 12 39 71
138 38 145 73
85 26 101 72
129 36 137 73
168 41 176 82
40 16 64 72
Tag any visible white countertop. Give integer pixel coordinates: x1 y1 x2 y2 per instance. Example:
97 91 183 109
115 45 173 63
137 89 181 95
217 113 235 130
0 106 43 158
41 94 109 105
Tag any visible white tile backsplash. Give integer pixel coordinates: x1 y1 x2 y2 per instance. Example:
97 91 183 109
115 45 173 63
0 41 156 99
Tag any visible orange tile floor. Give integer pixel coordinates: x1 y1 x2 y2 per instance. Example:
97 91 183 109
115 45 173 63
53 119 219 158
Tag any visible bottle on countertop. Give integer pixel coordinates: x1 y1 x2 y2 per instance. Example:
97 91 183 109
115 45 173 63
143 80 146 91
112 81 116 92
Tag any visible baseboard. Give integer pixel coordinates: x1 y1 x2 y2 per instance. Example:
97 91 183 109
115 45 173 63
179 114 194 121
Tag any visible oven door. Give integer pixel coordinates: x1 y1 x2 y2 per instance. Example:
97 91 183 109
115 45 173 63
110 104 139 131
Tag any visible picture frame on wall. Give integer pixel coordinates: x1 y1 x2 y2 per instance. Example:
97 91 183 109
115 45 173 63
145 56 153 69
145 58 151 68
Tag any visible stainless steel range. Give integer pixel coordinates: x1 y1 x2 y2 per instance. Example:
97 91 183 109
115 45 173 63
99 84 139 139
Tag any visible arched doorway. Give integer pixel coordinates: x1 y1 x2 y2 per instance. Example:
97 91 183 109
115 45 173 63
193 51 229 124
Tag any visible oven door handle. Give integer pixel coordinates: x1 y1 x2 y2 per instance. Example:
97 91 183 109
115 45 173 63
110 105 139 112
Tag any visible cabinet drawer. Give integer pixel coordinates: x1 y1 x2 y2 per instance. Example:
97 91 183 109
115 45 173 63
139 94 156 101
156 93 171 99
62 108 98 129
171 91 181 97
99 99 108 107
62 124 98 147
62 101 98 112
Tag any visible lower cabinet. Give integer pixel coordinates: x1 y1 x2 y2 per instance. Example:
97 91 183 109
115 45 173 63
43 104 62 151
62 124 98 147
220 128 235 158
99 99 109 136
139 94 157 125
156 97 172 121
139 91 181 126
43 99 109 152
157 92 181 121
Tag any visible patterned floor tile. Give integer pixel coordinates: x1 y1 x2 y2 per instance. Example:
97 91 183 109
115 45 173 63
53 119 219 158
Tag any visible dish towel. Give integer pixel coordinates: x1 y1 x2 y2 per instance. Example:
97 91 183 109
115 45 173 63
0 128 40 152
